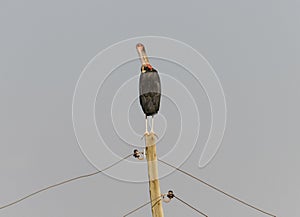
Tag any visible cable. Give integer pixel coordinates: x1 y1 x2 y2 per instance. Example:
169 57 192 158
174 195 208 217
123 195 162 217
151 198 162 209
158 159 276 217
0 154 132 210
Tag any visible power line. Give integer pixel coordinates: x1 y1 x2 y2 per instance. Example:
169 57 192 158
158 159 276 217
0 154 132 210
123 195 162 217
174 195 208 217
151 198 162 209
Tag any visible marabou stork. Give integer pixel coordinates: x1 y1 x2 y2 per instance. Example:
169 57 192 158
136 43 161 135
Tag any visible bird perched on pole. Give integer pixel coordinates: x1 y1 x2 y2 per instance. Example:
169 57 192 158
136 43 161 135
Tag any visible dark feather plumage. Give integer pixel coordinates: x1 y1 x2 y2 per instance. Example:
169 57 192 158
139 67 161 116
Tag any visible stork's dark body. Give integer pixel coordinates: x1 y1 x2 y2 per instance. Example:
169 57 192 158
139 68 161 116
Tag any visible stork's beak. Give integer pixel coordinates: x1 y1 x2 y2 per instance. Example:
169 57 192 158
136 43 150 66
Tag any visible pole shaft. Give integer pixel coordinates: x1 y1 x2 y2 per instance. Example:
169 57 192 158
145 133 164 217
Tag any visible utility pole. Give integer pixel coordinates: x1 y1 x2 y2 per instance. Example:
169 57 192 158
145 133 164 217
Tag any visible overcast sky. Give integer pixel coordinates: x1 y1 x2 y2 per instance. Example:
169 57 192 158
0 1 299 216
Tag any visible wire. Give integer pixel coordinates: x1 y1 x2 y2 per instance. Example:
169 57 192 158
0 154 132 210
151 198 162 209
158 159 276 217
123 195 162 217
174 195 208 217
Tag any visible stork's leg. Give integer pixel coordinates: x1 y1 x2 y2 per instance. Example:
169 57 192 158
150 116 158 138
151 116 154 133
144 115 149 136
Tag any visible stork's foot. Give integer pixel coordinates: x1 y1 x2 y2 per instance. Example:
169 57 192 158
141 131 150 140
150 131 159 139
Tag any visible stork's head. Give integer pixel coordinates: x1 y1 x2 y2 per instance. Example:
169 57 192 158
141 63 155 73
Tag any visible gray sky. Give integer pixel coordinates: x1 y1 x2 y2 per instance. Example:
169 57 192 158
0 0 299 216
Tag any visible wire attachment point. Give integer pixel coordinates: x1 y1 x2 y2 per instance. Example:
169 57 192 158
163 190 174 203
133 149 145 160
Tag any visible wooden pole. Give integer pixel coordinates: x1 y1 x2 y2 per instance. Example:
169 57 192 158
145 132 164 217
